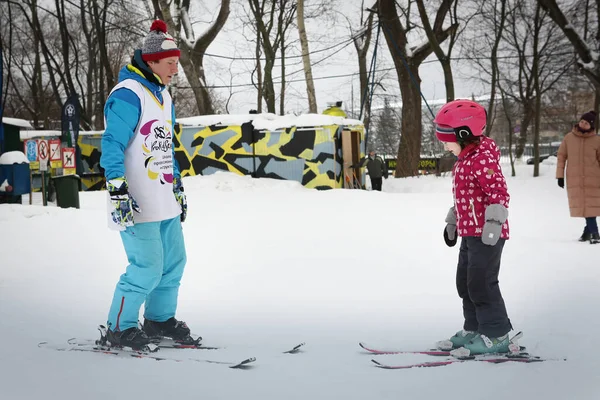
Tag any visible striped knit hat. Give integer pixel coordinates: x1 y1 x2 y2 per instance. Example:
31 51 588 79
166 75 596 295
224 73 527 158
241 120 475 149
141 20 180 62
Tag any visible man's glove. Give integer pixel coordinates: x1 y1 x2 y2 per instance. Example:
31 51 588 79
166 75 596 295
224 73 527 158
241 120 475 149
444 206 458 247
173 177 187 222
107 177 141 228
557 178 564 188
481 204 508 246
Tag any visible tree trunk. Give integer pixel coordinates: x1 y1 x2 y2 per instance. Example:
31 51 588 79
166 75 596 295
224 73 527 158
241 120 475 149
55 0 77 95
532 4 542 178
486 0 508 136
280 40 285 115
263 59 276 113
353 8 374 133
515 103 534 159
255 28 263 113
91 0 114 90
297 0 317 113
500 86 516 177
380 0 456 177
396 63 423 177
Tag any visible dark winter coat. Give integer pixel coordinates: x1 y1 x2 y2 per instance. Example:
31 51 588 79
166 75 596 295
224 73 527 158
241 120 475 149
361 155 388 179
452 136 510 239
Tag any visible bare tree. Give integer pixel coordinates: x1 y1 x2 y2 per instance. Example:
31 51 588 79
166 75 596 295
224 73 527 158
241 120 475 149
379 0 458 177
153 0 231 115
348 2 375 130
482 0 510 135
500 0 573 160
538 0 600 126
415 0 461 102
247 0 297 114
297 0 317 113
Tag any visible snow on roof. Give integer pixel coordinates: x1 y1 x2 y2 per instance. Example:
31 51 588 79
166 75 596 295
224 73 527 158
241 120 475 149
20 130 103 140
177 113 363 131
2 117 33 129
0 151 29 165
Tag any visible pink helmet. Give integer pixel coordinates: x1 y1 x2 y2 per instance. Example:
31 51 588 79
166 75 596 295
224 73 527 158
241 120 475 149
433 99 487 142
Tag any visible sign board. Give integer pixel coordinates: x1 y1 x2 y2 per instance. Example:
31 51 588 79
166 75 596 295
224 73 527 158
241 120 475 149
385 158 397 172
62 147 76 175
24 139 39 170
386 158 449 172
38 139 49 172
49 139 62 168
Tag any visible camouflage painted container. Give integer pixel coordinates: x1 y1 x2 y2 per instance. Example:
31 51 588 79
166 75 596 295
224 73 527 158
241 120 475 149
174 115 365 190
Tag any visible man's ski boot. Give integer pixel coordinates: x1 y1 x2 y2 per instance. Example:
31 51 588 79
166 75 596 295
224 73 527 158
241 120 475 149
143 317 200 345
590 233 600 244
104 326 152 351
436 329 478 351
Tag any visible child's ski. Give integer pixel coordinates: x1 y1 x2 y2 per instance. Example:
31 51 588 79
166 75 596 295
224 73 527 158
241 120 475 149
371 353 545 369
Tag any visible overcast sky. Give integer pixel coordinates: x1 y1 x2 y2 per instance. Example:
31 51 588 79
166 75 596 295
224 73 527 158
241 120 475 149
182 0 487 117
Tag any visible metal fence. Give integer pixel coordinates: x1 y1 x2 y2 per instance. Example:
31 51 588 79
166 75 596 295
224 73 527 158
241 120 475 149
499 143 560 164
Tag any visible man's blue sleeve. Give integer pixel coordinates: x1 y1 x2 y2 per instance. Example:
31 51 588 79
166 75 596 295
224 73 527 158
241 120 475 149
100 88 140 180
171 105 181 179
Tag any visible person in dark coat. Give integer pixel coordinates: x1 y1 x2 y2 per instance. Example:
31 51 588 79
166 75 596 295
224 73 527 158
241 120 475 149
358 151 388 191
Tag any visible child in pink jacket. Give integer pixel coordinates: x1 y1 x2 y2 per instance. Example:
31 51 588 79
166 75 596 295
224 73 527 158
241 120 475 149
434 99 513 356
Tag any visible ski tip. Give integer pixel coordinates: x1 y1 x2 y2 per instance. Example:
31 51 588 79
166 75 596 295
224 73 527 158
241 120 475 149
371 359 383 366
283 342 306 354
229 357 257 369
37 341 48 347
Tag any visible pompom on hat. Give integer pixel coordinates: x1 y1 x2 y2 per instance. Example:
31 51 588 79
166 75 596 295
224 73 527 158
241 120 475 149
141 20 180 62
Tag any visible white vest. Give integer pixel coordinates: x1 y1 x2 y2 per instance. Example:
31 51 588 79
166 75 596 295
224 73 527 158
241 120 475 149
106 79 180 229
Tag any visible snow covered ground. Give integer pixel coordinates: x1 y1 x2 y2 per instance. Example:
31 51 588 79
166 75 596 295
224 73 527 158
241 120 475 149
1 162 599 399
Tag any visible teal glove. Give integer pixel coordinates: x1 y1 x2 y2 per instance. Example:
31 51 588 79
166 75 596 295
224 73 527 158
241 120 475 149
107 177 141 228
173 177 187 222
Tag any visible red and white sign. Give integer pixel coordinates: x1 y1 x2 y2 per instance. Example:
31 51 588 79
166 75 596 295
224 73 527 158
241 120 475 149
62 147 76 169
37 139 49 162
49 139 61 161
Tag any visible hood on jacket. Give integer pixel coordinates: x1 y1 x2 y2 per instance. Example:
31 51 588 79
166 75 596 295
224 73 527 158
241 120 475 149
458 136 500 162
571 125 598 139
117 50 165 97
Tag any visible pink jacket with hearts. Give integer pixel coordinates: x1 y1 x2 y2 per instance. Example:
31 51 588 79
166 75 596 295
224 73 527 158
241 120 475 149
452 137 510 239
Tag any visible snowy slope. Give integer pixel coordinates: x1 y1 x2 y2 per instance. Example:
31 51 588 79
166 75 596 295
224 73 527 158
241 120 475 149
1 163 598 400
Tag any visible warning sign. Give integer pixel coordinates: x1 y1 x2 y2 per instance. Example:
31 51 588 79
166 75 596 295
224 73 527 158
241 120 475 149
38 139 49 171
49 139 62 168
38 140 49 162
62 147 76 175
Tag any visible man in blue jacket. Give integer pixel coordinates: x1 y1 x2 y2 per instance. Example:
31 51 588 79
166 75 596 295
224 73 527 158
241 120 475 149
100 20 193 349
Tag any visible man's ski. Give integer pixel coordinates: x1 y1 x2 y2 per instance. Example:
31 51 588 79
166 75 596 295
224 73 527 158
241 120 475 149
38 341 255 369
371 353 545 369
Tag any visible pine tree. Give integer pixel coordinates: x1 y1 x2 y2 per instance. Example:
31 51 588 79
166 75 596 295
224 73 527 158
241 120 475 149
371 97 401 158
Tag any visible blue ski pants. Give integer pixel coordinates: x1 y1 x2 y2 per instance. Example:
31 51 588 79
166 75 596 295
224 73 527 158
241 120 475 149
107 216 187 332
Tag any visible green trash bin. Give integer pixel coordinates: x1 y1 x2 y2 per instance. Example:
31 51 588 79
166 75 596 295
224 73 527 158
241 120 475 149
52 174 81 209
